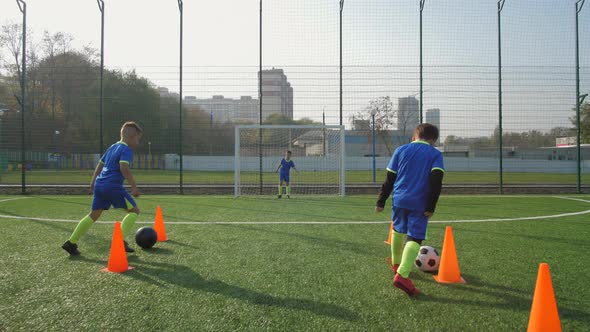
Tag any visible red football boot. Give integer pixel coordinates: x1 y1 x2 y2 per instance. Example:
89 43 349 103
393 273 420 297
386 257 400 274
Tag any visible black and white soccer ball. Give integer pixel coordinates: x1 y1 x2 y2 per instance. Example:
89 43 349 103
415 246 440 272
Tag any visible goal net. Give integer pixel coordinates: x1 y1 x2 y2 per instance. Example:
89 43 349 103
235 125 345 197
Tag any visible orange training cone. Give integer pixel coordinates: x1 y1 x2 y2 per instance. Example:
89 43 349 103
434 226 466 284
384 224 393 245
154 206 168 242
101 221 134 273
527 263 561 332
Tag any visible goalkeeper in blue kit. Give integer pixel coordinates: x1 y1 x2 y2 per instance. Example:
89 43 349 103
375 123 444 296
275 150 296 198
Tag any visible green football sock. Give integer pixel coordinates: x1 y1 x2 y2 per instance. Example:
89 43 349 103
391 231 405 265
286 186 291 195
121 212 138 238
69 215 94 244
397 241 421 278
278 185 282 195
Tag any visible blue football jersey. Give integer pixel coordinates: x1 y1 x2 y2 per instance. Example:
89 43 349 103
95 142 134 187
386 141 444 211
279 158 295 175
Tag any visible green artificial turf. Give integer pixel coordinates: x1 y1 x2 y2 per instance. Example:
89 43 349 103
0 195 589 330
0 169 585 185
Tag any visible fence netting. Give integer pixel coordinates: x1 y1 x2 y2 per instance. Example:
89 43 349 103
0 0 588 193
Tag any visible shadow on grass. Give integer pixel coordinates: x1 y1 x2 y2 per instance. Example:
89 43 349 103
26 218 75 233
39 218 108 253
19 216 105 246
65 255 168 287
34 196 91 208
414 273 590 324
166 239 200 250
138 247 174 255
223 223 378 256
30 196 159 221
127 258 359 322
453 226 589 247
153 198 365 222
67 255 105 265
413 272 529 296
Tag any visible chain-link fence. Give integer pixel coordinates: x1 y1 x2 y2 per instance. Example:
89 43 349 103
0 0 588 194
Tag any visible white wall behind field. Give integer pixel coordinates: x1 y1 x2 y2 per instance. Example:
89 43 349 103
165 154 590 173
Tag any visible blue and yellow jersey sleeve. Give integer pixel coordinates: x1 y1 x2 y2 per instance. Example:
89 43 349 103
431 151 445 173
386 149 399 174
119 147 133 165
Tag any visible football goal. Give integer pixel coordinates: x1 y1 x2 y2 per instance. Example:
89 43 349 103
234 125 345 197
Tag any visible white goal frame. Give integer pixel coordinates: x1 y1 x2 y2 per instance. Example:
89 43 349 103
234 124 346 197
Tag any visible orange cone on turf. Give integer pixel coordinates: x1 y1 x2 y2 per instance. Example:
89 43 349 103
101 221 133 273
434 226 466 284
384 224 393 245
154 206 168 242
527 263 561 332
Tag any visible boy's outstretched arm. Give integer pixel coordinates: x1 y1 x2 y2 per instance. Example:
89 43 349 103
375 171 397 212
120 163 140 197
424 169 444 217
275 163 281 173
89 162 104 194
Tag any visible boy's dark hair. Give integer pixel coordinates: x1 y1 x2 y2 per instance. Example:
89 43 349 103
121 121 143 135
415 123 439 141
286 150 292 154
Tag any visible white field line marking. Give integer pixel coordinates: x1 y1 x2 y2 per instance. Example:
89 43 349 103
0 197 29 203
0 215 75 222
16 194 584 199
0 196 588 225
552 196 590 204
1 209 589 225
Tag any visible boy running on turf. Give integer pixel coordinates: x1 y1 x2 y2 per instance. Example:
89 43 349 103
375 123 444 296
62 122 143 256
275 150 296 198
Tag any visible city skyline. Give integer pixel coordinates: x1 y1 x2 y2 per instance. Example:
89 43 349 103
175 68 293 124
1 0 588 139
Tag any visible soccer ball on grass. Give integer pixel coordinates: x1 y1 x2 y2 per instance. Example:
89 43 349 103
414 246 440 272
135 227 158 249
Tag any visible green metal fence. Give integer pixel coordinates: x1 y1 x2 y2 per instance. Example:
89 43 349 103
0 0 588 194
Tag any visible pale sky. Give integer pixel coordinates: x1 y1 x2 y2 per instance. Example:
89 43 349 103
1 0 589 138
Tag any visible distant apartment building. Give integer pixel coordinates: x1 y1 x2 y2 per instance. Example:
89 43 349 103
352 119 371 131
261 68 293 120
184 95 259 124
397 96 420 135
425 108 441 130
236 96 259 123
157 87 169 96
158 87 176 98
162 67 292 124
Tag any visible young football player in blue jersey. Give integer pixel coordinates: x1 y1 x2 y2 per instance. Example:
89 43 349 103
275 150 296 199
376 123 444 296
62 122 143 256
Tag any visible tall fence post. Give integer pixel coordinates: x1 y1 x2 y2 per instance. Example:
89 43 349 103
258 0 263 194
178 0 184 194
576 0 586 194
497 0 506 194
97 0 105 156
339 0 344 127
419 0 426 124
372 113 376 183
16 0 27 194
